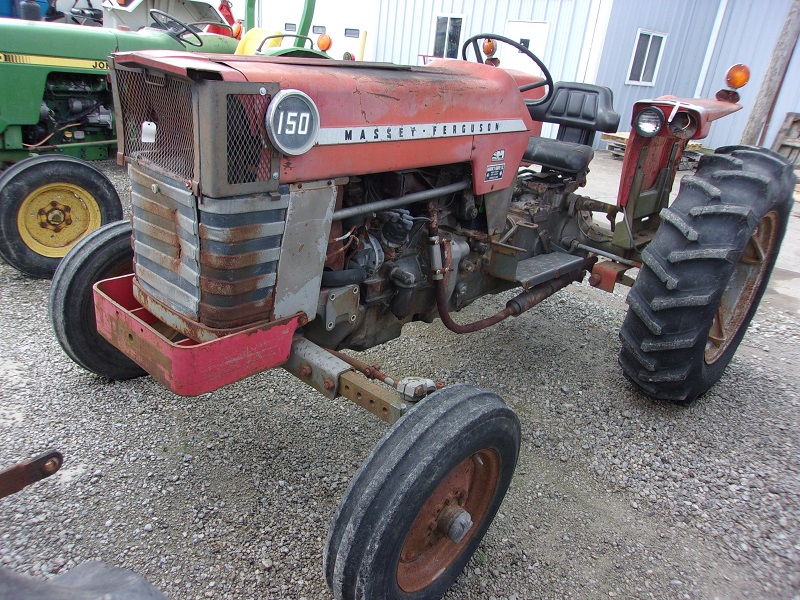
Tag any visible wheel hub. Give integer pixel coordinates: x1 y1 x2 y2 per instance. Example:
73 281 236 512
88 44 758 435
396 448 500 593
38 200 73 233
705 211 779 364
16 183 101 258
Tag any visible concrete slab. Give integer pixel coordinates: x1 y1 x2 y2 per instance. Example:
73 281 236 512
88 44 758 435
580 150 800 316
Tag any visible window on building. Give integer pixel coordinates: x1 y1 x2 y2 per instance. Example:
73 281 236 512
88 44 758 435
285 23 297 32
312 25 326 34
626 29 666 85
344 28 360 38
432 15 463 59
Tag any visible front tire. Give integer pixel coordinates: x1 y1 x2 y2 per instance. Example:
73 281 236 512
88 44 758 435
0 155 122 278
50 220 146 380
324 384 521 600
619 146 795 403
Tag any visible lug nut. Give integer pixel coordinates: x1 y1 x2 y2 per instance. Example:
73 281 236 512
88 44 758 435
437 505 473 544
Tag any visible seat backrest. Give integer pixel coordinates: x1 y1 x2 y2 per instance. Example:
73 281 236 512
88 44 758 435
528 82 620 146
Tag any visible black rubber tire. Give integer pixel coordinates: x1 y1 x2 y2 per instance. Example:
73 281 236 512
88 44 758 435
50 220 146 380
619 146 795 403
0 155 122 278
323 384 521 600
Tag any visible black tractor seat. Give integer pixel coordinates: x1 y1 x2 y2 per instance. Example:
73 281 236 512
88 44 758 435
523 138 594 173
524 81 620 174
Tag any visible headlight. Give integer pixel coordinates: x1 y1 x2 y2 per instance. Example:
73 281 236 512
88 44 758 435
265 89 320 156
633 107 665 138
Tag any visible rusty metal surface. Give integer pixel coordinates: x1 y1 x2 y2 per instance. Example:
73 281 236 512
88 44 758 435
338 371 408 424
0 450 63 499
514 252 589 290
130 164 201 318
272 180 338 321
111 51 533 196
327 348 441 400
282 337 352 400
94 274 300 396
590 261 633 293
396 448 500 592
706 211 779 364
130 161 291 332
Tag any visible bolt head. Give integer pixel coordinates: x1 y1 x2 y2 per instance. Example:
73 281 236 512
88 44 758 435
323 379 335 391
42 457 60 474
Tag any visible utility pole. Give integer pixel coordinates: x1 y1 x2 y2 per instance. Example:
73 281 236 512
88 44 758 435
740 0 800 146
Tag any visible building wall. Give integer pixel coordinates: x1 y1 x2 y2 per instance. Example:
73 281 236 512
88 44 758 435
373 0 599 81
698 0 799 149
594 0 723 143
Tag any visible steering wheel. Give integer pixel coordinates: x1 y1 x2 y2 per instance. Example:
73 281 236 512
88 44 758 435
461 33 553 106
149 9 203 48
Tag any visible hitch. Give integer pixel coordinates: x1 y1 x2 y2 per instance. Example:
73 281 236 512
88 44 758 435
283 337 443 424
0 450 63 499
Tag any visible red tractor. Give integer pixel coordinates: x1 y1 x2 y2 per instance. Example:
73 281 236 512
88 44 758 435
49 35 794 599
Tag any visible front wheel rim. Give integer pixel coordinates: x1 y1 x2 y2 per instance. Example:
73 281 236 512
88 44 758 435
705 211 779 364
396 448 500 593
16 183 102 258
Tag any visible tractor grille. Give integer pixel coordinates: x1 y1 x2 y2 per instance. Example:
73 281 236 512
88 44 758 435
115 68 195 182
130 162 289 335
227 93 272 185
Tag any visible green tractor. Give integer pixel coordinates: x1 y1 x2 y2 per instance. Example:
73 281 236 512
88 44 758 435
0 0 327 277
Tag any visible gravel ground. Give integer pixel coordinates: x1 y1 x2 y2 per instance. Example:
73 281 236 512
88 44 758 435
1 160 799 599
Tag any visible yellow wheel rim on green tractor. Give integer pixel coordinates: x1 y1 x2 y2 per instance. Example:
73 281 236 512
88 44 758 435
16 182 103 258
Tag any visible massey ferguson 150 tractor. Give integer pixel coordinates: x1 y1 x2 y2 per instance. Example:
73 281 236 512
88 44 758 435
49 35 794 600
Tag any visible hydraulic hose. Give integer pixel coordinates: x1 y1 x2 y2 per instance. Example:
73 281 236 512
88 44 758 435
321 266 367 287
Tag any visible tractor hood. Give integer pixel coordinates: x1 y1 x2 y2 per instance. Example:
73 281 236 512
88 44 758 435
0 19 188 61
111 51 536 195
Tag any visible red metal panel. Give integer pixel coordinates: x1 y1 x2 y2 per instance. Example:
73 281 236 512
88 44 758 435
617 98 741 208
617 134 681 208
93 274 299 396
112 53 535 196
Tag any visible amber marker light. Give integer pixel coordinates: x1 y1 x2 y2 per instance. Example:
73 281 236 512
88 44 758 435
726 64 750 89
317 33 332 52
483 38 496 57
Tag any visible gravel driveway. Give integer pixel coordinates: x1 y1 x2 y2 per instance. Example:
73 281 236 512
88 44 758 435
1 160 798 599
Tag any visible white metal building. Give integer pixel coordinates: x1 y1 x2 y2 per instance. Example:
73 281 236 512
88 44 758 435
257 0 800 150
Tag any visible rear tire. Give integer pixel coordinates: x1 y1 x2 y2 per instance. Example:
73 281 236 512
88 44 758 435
619 146 795 403
0 155 122 278
324 384 520 600
50 220 146 380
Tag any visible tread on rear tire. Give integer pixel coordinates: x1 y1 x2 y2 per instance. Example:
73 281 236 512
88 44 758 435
619 145 795 403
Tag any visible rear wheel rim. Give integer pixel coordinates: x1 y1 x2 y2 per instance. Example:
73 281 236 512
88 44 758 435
705 211 778 364
396 448 500 593
16 183 102 258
